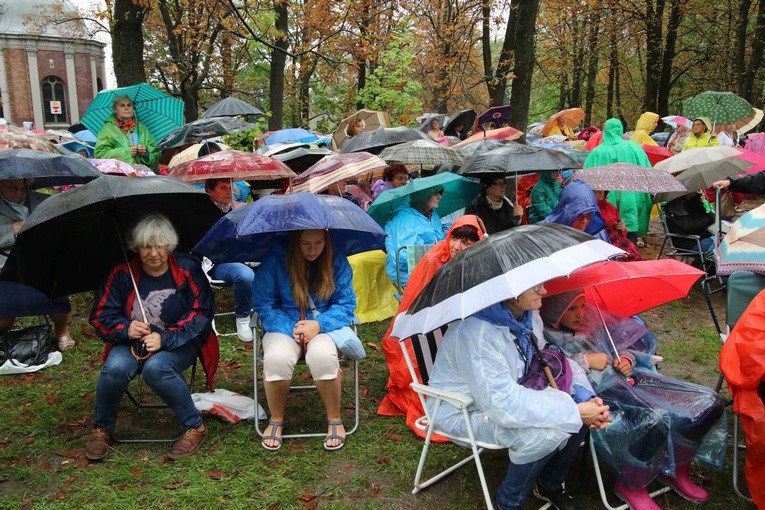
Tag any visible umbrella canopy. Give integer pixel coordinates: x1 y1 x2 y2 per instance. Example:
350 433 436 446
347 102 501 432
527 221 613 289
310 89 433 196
454 126 524 147
443 109 477 139
555 148 590 169
653 146 741 174
193 192 386 264
541 108 585 137
272 147 334 173
0 149 102 187
544 259 704 318
201 96 264 118
88 158 155 177
167 149 296 183
735 108 764 135
390 224 625 339
291 152 387 193
642 145 674 166
339 126 429 155
0 125 62 153
655 158 754 202
74 130 97 144
80 82 185 143
0 175 223 297
60 140 94 158
378 139 465 167
167 141 232 168
256 141 312 157
455 138 510 159
333 109 391 149
367 172 483 228
156 117 254 150
573 162 687 193
418 114 447 133
714 202 765 275
457 143 578 177
475 105 511 130
40 129 75 143
661 115 692 129
264 128 318 146
682 91 754 125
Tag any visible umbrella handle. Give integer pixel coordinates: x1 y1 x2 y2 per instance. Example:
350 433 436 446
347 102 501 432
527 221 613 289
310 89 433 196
529 332 558 390
131 343 152 361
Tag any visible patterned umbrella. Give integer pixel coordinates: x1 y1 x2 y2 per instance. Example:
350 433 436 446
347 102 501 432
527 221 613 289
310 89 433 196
156 117 254 150
88 158 155 177
682 91 754 125
378 139 465 166
167 141 232 168
454 126 523 147
167 149 296 182
653 146 741 174
291 152 387 193
714 202 765 275
0 125 62 153
734 108 764 135
474 105 511 130
573 162 687 193
201 96 264 118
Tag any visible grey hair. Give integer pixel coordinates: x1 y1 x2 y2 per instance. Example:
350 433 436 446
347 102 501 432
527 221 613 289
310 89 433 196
112 94 132 110
128 213 178 252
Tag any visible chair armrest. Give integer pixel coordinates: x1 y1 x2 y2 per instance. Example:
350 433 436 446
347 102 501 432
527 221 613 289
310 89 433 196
411 382 473 409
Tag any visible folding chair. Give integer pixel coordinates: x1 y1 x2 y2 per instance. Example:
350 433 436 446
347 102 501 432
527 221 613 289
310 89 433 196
208 278 238 338
656 202 713 273
394 244 434 296
251 312 360 439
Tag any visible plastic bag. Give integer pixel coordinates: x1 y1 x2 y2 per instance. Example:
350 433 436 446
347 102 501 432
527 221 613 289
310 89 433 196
192 389 266 423
0 325 50 367
328 326 366 360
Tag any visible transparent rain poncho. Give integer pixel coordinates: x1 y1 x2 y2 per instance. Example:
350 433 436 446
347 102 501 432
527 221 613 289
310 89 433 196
542 297 727 489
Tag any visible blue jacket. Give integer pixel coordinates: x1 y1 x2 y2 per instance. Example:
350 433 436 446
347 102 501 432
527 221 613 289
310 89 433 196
384 203 446 286
253 242 356 336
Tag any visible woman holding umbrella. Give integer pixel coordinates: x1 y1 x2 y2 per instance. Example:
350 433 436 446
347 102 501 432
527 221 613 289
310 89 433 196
94 95 159 166
683 117 719 150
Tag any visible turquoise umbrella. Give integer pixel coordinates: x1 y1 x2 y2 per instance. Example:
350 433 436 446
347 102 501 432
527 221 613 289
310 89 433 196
682 91 754 125
81 82 185 143
367 172 483 228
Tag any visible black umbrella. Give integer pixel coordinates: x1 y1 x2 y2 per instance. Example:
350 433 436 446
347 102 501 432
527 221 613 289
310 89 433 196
202 97 264 118
0 175 223 298
418 114 447 133
454 138 509 160
156 116 254 150
444 109 477 139
339 127 429 155
0 149 102 187
272 147 334 173
457 143 578 177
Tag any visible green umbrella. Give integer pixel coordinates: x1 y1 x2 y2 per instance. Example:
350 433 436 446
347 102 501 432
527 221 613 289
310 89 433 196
682 91 754 125
367 172 483 228
81 82 185 143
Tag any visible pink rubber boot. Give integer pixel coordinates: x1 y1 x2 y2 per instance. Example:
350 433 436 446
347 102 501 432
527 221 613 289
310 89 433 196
660 464 709 503
614 481 661 510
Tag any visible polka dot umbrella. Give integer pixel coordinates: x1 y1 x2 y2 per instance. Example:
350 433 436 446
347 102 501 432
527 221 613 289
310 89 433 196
682 91 754 125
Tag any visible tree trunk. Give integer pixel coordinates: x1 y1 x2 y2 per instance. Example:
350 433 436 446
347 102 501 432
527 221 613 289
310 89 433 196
607 18 618 120
657 0 684 116
742 0 765 102
583 8 601 126
269 0 289 130
642 0 665 113
112 0 147 86
220 31 234 98
487 1 516 106
569 15 585 108
507 0 540 134
558 70 568 111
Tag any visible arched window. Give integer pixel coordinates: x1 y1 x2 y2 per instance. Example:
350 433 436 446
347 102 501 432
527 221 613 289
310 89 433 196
41 75 67 124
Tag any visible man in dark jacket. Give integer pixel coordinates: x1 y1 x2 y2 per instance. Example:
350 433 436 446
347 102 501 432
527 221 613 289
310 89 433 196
465 176 522 234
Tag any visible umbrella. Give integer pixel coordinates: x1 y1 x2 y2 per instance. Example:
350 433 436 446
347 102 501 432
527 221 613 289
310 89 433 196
555 148 589 169
291 152 387 194
367 173 483 228
457 143 579 177
201 96 264 118
256 141 312 157
60 140 94 158
80 82 185 143
89 158 155 177
156 117 254 150
653 146 741 174
475 105 511 131
333 109 391 149
541 108 585 137
736 148 765 173
0 149 102 187
454 126 524 147
443 109 477 139
642 145 673 166
193 192 387 264
272 147 334 173
390 224 625 339
167 141 232 168
682 91 754 125
167 149 297 183
454 138 509 159
734 107 764 135
265 128 318 146
74 129 97 144
40 129 75 143
655 158 754 203
0 125 63 153
418 114 447 133
661 115 691 129
573 162 687 193
378 139 465 167
339 126 429 155
714 202 765 275
544 259 704 318
0 175 223 298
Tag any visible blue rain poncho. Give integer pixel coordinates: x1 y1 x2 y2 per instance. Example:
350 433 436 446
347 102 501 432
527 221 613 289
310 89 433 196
541 179 610 243
426 306 591 464
541 294 726 489
384 203 445 286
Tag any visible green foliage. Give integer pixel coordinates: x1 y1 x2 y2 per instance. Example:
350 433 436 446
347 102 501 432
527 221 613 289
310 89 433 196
222 119 269 152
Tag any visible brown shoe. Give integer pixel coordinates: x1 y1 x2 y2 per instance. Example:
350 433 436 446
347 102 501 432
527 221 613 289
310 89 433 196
84 428 111 461
168 423 207 460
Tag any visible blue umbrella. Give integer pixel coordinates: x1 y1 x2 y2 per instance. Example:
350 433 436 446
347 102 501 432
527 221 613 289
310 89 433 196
74 129 97 144
194 192 387 263
265 128 319 145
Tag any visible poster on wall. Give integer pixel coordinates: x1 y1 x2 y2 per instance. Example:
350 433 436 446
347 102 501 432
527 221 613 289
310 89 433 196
50 101 61 114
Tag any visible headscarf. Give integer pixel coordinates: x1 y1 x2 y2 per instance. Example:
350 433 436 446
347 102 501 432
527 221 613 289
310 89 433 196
631 112 659 146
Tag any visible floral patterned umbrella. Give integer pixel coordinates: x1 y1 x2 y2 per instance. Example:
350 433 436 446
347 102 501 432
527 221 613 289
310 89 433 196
166 149 296 182
88 158 155 177
0 125 62 153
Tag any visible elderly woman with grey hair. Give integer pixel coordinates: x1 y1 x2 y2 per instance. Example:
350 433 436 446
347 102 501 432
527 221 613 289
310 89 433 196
86 214 215 461
94 94 158 166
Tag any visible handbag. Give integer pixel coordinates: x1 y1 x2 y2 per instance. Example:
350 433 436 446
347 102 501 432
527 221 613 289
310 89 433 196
0 324 51 367
519 347 572 394
307 296 366 360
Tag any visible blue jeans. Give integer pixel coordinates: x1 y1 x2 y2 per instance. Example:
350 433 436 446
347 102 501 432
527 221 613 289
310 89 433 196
92 343 202 431
210 263 254 318
496 426 587 510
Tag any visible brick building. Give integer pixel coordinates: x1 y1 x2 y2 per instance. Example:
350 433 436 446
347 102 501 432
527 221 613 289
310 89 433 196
0 0 106 129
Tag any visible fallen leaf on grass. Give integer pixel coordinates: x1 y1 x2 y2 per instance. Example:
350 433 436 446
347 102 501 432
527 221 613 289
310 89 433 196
387 432 403 442
19 436 35 445
165 480 190 490
206 469 224 480
46 393 61 405
365 342 380 352
376 455 390 465
130 467 141 477
299 493 316 502
54 450 82 459
302 501 319 510
372 483 382 494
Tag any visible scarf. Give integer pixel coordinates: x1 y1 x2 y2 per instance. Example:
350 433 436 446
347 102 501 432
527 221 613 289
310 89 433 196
485 195 503 210
213 200 233 213
1 197 29 219
115 116 136 133
474 302 535 376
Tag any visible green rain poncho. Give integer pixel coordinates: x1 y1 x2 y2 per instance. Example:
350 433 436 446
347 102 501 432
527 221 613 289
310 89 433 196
583 118 653 236
527 172 562 224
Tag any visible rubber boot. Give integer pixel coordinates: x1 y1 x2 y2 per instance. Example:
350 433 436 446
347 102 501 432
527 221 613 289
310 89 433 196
614 481 661 510
659 464 709 503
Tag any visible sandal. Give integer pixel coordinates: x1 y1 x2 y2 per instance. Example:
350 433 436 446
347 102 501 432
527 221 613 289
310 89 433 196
261 419 285 451
57 335 76 351
324 419 346 451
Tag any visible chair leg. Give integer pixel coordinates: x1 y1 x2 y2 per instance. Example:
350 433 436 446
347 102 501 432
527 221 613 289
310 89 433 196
732 413 753 502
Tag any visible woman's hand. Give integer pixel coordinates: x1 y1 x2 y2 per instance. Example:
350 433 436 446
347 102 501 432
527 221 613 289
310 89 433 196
577 398 611 429
128 320 151 340
615 220 626 232
587 353 610 371
712 179 731 190
293 320 321 342
141 332 162 353
11 220 24 236
613 356 634 377
136 144 147 156
130 145 139 157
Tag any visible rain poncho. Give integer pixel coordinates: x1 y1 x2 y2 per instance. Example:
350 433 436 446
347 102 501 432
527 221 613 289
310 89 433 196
583 118 653 237
683 117 719 150
94 115 159 166
541 179 610 243
378 215 487 440
427 307 592 464
384 203 446 286
527 172 562 224
630 112 659 146
720 289 765 510
542 293 726 489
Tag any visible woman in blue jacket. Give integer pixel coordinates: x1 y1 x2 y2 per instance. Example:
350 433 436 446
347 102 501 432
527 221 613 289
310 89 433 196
253 229 356 451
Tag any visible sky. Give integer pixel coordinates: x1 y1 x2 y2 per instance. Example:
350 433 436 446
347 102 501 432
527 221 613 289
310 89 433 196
70 0 115 87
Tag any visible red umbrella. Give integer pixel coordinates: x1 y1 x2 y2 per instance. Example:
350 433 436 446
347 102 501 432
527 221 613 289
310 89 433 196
544 259 704 317
167 149 297 182
641 144 673 166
